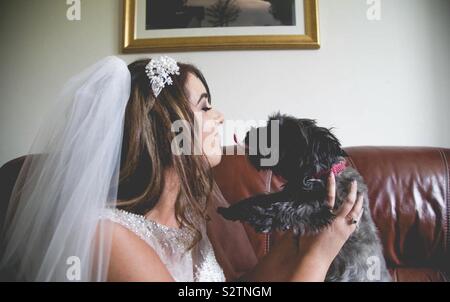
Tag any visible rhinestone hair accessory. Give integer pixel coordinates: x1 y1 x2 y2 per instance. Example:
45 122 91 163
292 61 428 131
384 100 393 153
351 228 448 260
145 56 180 97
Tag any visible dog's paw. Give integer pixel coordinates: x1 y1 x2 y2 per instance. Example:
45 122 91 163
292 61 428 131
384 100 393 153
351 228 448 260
217 206 239 221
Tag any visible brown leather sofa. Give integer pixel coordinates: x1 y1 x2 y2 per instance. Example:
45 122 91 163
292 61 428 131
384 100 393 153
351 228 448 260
1 146 449 281
212 146 450 282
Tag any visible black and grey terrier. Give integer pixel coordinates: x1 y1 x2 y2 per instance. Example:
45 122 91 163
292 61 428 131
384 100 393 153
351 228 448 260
218 113 391 282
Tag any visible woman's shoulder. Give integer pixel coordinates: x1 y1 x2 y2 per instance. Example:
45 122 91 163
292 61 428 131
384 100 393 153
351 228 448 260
101 208 145 227
101 208 156 245
101 209 174 281
100 208 195 251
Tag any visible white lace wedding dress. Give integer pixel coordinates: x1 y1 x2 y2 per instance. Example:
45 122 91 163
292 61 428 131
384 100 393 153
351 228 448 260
102 208 226 282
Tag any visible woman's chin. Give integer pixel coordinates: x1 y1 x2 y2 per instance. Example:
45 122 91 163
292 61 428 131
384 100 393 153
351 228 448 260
205 149 223 168
203 136 223 167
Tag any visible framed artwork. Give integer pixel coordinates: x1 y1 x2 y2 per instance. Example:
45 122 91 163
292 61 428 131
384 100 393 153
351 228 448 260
123 0 320 52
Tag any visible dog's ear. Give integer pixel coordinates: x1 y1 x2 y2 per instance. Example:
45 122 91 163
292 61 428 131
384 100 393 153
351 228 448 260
270 117 314 182
310 126 346 166
246 113 309 180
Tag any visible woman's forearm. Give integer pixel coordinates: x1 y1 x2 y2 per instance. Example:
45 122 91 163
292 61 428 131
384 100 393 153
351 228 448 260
287 253 331 281
234 232 331 282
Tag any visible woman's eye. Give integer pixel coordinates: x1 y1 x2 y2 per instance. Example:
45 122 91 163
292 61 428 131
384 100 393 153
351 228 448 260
202 107 211 112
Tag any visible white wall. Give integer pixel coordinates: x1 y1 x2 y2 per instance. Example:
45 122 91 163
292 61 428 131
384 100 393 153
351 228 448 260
1 0 449 167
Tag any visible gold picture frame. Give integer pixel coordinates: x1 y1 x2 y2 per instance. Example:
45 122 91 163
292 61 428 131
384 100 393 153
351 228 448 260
122 0 320 53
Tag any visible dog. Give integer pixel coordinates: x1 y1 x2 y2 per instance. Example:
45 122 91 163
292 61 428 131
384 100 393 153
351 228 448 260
218 113 391 282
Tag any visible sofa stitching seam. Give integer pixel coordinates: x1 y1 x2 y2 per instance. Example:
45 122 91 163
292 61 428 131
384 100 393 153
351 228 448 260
264 171 273 255
438 149 449 255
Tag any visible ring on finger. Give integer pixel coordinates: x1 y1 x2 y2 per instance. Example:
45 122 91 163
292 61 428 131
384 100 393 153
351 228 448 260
327 206 335 215
346 214 358 225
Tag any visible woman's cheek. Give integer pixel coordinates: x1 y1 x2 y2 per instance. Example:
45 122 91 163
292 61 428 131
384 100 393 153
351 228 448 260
202 125 222 166
202 128 220 155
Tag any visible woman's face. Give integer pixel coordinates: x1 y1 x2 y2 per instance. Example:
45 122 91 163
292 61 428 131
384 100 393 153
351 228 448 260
184 72 224 167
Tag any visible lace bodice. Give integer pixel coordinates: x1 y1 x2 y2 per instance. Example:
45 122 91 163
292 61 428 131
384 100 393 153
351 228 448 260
102 208 225 282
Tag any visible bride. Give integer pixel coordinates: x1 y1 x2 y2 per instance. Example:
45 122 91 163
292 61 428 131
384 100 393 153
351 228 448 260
0 56 363 282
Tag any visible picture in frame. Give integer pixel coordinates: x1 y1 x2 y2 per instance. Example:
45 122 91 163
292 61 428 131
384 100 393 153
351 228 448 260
123 0 320 52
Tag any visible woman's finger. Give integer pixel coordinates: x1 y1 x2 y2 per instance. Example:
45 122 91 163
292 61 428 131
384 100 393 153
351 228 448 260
346 193 364 222
326 172 336 210
336 180 358 217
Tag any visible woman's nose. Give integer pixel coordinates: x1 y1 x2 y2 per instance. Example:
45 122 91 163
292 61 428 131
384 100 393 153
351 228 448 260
211 109 224 125
216 111 224 125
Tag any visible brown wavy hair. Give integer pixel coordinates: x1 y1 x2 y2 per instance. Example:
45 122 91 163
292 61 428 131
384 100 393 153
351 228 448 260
116 58 214 250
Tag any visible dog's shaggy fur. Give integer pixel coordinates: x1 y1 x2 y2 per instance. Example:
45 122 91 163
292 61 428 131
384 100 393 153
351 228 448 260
218 113 391 282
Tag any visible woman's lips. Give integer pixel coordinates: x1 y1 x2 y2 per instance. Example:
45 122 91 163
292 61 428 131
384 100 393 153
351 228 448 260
212 130 219 138
207 130 220 144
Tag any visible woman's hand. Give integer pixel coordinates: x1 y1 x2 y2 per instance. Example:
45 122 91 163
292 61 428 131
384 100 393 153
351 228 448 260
236 172 364 282
290 172 364 281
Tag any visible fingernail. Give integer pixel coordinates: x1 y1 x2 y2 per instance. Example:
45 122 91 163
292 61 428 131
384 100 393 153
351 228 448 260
358 209 364 219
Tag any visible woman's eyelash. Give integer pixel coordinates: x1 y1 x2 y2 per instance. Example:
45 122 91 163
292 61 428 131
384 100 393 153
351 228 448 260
200 101 212 112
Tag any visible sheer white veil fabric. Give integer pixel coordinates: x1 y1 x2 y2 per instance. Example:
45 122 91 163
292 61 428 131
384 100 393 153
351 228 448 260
0 56 131 281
